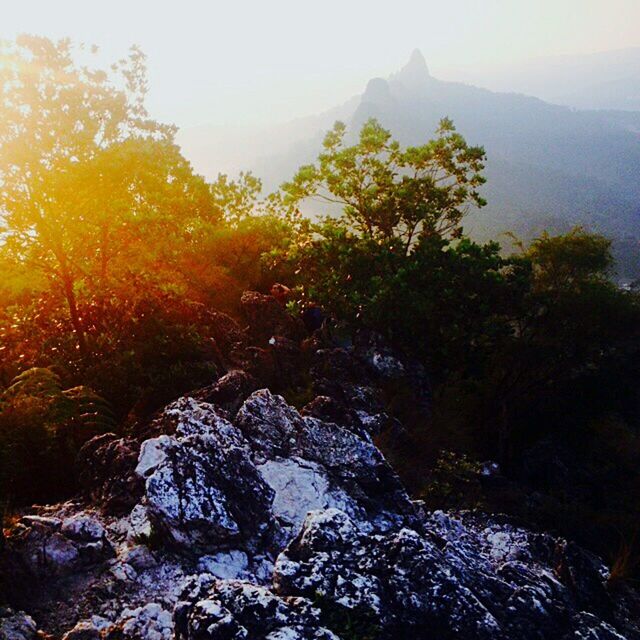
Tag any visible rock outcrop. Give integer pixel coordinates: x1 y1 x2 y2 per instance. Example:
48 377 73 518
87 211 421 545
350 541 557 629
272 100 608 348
274 508 636 639
1 293 638 639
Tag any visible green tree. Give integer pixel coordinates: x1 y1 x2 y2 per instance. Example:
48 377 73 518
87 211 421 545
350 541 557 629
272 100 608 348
210 171 262 223
281 117 486 249
0 36 216 355
0 367 115 504
481 228 640 466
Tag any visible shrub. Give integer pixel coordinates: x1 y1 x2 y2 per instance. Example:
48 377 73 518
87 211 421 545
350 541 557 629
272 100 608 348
0 367 115 505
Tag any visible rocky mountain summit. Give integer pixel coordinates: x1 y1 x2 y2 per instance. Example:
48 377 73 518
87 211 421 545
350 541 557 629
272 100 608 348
1 292 639 639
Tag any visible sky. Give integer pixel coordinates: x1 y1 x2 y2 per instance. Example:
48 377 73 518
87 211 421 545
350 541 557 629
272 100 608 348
2 0 640 129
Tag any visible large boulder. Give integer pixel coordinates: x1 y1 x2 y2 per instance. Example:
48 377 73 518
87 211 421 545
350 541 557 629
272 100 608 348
236 390 414 530
0 608 38 640
134 399 274 552
106 603 173 640
272 508 636 640
192 369 259 416
132 392 413 553
76 433 143 514
4 510 111 579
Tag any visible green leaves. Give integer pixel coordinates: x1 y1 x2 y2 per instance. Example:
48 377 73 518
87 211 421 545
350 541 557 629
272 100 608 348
210 171 262 223
0 36 219 356
0 366 116 504
2 366 116 436
280 117 486 249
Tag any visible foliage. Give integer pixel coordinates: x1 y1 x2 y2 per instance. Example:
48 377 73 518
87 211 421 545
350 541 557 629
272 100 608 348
314 594 380 640
0 289 226 420
419 451 485 511
210 171 262 223
284 219 529 381
171 212 293 310
0 35 218 355
0 36 289 426
0 367 115 504
281 117 486 246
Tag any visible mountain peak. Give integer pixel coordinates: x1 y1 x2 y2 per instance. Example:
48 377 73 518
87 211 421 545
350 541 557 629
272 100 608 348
393 48 431 86
408 48 428 70
362 77 392 103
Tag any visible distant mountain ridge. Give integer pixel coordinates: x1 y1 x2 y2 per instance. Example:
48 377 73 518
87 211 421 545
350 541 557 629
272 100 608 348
348 50 640 240
454 47 640 112
178 50 640 276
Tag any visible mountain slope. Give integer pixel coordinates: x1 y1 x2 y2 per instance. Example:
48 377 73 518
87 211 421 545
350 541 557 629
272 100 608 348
179 50 640 270
351 50 640 241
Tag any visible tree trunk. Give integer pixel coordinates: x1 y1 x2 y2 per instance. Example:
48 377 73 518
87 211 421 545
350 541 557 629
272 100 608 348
62 272 88 357
97 225 110 323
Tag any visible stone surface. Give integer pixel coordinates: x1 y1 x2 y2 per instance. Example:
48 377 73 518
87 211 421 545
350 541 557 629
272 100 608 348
192 369 259 416
197 550 249 580
257 457 362 532
175 580 338 640
0 608 38 640
5 508 111 578
61 512 106 543
273 508 638 640
139 432 273 551
76 433 143 514
115 603 173 640
61 616 111 640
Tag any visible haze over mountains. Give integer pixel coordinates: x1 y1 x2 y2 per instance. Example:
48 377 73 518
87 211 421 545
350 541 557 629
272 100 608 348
453 47 640 112
178 49 640 276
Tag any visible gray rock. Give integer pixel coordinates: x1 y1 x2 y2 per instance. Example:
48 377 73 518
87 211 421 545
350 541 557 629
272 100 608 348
0 608 38 640
192 369 259 416
76 433 143 514
175 579 338 640
61 512 105 542
272 508 637 640
238 390 414 529
61 616 111 640
120 544 158 571
257 457 363 532
136 400 274 552
235 389 303 460
112 603 173 640
197 550 249 580
43 532 81 573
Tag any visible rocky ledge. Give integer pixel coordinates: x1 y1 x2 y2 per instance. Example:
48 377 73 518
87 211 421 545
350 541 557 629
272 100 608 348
1 293 639 639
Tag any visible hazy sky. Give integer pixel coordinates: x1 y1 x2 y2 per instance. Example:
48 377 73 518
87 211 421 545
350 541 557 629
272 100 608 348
2 0 639 128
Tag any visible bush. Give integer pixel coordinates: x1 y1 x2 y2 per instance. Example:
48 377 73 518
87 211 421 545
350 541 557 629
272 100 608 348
0 367 115 505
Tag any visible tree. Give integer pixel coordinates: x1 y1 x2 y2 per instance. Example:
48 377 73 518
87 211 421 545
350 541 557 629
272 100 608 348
478 228 640 467
281 117 486 250
0 367 115 504
0 36 216 355
210 171 262 223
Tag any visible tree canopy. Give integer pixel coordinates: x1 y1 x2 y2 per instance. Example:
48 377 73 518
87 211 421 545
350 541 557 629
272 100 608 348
0 36 217 354
281 117 486 249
